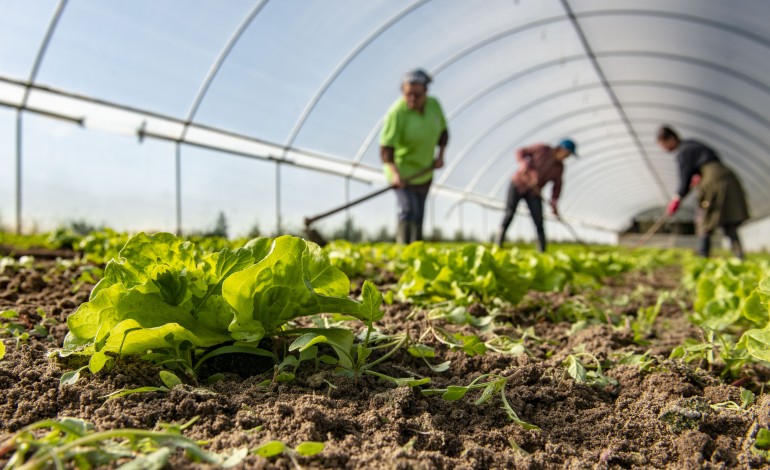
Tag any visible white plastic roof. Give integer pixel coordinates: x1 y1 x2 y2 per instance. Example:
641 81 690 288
2 0 770 235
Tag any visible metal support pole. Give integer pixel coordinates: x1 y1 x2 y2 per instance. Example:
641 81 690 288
15 111 22 234
175 142 182 235
430 194 436 235
275 162 282 235
459 203 464 240
482 207 487 242
344 177 351 240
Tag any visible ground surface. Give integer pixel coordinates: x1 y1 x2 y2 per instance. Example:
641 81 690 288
1 256 769 469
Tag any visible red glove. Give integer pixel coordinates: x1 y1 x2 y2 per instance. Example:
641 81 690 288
550 199 559 217
666 198 680 216
689 174 701 188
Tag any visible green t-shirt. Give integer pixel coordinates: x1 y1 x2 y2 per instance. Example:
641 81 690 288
380 96 447 185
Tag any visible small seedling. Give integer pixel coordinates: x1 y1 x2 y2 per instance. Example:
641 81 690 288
421 374 539 430
612 351 657 373
753 428 770 459
253 439 324 469
564 353 617 388
710 388 755 412
0 416 246 469
101 370 183 399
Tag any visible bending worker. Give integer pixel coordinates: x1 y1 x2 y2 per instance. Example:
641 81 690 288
656 125 749 258
380 69 448 244
497 139 577 251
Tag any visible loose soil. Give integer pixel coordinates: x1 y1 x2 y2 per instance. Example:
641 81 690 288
0 255 768 469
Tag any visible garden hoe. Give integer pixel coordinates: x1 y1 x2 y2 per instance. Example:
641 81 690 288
541 195 587 246
304 166 435 247
555 214 587 246
635 213 669 247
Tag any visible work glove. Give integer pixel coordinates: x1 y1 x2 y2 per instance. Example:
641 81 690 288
689 174 701 188
666 198 680 216
550 198 559 217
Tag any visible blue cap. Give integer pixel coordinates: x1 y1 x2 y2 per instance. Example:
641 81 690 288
558 138 578 157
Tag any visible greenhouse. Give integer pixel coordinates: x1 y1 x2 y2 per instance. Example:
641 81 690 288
2 0 769 247
1 1 770 469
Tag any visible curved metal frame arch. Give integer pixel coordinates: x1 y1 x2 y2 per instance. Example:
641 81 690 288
565 121 770 217
460 102 623 195
174 0 269 234
564 152 752 222
532 124 770 218
439 82 609 191
349 32 770 182
442 51 770 198
13 4 770 235
624 102 770 173
598 51 770 97
566 117 770 207
564 123 770 219
346 13 569 171
561 0 669 201
456 114 649 230
437 51 770 189
629 117 770 177
181 0 269 136
346 53 590 178
564 136 768 204
475 107 766 213
281 0 431 157
450 105 768 232
572 184 668 228
483 118 638 199
480 75 770 200
15 0 69 234
576 9 770 51
349 5 770 199
435 64 597 185
570 185 663 228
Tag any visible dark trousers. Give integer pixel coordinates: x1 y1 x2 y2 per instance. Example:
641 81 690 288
498 184 546 252
698 223 744 259
394 183 430 244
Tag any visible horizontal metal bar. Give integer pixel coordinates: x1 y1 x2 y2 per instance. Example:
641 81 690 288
0 99 84 125
139 129 373 183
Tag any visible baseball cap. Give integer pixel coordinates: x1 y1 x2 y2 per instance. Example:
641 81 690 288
558 138 578 157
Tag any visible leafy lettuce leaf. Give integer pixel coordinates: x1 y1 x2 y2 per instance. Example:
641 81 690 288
63 233 382 359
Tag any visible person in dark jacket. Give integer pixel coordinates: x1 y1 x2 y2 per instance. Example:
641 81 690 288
496 139 577 251
657 125 750 258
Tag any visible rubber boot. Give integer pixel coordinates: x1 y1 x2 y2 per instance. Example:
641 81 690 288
408 222 419 243
414 221 424 242
496 228 506 247
396 221 409 244
730 238 745 260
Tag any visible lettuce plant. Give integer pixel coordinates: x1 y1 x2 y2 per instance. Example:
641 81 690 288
61 232 382 374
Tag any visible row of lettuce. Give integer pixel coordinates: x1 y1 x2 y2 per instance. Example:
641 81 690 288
51 232 666 377
2 229 770 465
2 229 768 383
677 256 770 377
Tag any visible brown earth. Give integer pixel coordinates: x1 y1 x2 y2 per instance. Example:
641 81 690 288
0 256 768 469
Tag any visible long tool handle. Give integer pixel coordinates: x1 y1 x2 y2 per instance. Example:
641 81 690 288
636 213 669 247
556 215 587 246
304 166 435 227
537 194 587 245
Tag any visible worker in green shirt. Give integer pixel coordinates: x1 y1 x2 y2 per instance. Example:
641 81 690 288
380 69 449 244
